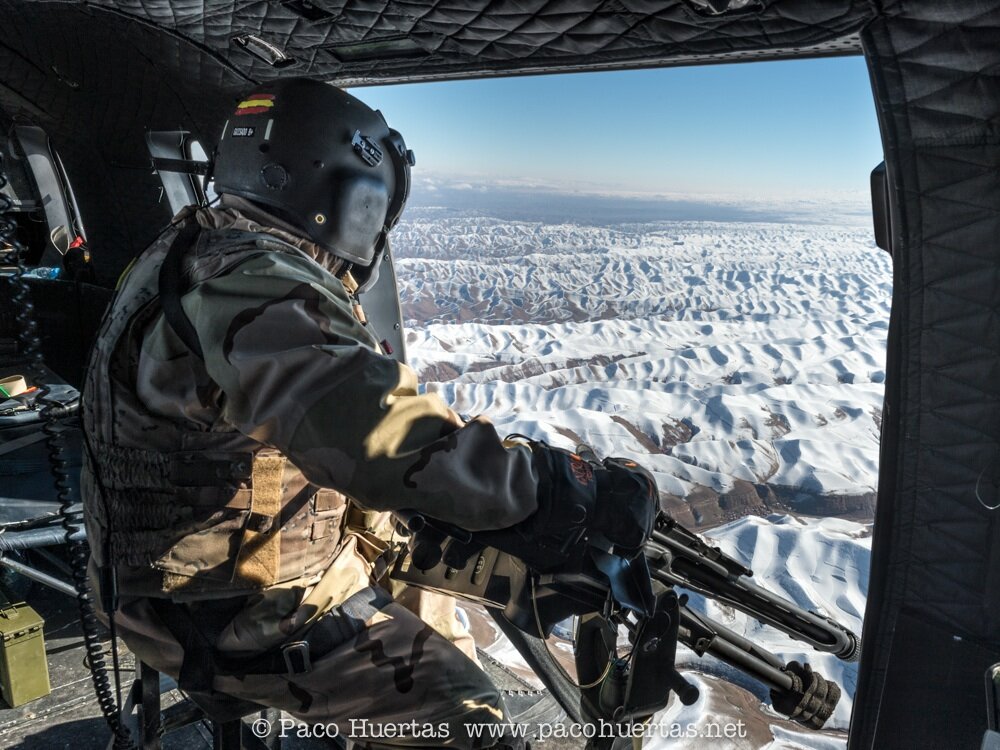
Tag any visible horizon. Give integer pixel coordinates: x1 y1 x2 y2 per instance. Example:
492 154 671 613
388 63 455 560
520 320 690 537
353 55 884 206
395 173 876 229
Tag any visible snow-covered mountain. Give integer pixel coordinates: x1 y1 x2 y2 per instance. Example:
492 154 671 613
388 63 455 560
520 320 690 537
398 218 891 525
391 211 889 748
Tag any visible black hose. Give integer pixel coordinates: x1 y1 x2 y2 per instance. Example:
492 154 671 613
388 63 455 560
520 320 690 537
1 153 133 749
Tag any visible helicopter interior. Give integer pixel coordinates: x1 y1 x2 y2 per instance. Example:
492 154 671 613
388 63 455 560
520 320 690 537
0 2 998 748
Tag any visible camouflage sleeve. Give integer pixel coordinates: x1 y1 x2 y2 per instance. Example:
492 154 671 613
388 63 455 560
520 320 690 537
183 250 539 531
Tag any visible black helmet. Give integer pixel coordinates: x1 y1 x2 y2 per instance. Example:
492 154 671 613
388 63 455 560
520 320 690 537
213 78 414 267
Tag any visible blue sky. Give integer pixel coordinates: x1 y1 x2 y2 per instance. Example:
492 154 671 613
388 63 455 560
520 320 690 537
353 56 883 199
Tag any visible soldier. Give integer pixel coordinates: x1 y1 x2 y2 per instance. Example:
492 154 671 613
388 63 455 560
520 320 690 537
81 78 656 749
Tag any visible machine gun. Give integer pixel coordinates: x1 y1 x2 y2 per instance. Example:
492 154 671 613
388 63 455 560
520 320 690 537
392 461 859 746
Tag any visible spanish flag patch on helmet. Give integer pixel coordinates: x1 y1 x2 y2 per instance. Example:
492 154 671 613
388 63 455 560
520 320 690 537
235 94 275 115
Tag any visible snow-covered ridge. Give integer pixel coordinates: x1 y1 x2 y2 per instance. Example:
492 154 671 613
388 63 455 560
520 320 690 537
395 221 886 327
396 219 891 513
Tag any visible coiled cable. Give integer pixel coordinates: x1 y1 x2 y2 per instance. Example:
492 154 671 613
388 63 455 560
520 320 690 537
1 152 133 749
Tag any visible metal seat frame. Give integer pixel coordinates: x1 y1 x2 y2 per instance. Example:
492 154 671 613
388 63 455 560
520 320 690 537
112 660 283 750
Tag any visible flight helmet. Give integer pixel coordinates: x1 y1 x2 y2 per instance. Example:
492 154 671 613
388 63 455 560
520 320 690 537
213 78 414 272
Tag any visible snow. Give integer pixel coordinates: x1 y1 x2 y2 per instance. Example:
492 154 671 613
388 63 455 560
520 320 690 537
401 219 890 503
392 212 888 747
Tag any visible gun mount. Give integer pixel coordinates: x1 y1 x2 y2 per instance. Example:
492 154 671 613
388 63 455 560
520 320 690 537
392 504 859 745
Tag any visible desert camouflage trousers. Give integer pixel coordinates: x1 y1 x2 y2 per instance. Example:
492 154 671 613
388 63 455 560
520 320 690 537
111 533 505 748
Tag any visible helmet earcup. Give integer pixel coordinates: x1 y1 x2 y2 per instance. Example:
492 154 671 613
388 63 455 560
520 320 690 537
319 171 390 263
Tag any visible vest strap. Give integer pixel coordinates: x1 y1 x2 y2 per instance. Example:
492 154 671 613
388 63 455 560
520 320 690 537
158 220 206 360
234 453 286 587
149 586 392 690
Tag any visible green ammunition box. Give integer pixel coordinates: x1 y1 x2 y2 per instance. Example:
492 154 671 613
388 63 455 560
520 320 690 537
0 594 50 707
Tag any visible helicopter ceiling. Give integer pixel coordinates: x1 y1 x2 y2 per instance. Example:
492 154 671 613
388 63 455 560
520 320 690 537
75 0 867 85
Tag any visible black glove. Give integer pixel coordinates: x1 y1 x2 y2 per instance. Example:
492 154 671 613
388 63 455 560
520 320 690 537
516 440 658 562
397 440 658 574
770 660 841 729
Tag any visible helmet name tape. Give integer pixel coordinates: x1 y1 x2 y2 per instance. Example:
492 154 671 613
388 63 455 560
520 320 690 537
351 130 383 167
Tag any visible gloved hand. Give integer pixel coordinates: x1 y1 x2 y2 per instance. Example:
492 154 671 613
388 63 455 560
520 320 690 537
514 439 658 562
396 439 658 574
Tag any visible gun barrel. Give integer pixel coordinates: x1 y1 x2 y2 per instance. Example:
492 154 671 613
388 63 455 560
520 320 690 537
678 608 794 692
684 607 787 672
651 523 753 578
647 538 860 662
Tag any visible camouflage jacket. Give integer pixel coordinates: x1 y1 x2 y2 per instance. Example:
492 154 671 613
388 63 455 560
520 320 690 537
82 201 538 614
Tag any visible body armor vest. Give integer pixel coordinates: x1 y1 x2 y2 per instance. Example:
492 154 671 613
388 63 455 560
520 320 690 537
82 217 350 600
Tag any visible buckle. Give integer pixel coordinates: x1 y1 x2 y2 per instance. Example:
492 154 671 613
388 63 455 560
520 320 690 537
282 641 312 675
246 511 275 533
